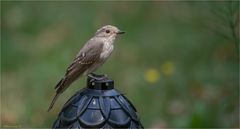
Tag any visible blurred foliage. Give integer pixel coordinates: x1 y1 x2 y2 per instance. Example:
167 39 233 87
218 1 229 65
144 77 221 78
1 1 239 128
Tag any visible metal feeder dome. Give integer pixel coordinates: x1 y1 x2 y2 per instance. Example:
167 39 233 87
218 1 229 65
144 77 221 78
52 75 144 129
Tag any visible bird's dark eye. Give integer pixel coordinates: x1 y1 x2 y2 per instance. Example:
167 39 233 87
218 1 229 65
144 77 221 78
105 30 110 33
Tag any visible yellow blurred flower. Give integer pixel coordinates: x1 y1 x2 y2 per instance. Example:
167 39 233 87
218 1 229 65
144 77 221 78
144 68 160 84
161 61 175 76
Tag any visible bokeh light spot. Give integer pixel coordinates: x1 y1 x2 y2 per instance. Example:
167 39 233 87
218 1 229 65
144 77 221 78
161 61 175 76
144 68 160 84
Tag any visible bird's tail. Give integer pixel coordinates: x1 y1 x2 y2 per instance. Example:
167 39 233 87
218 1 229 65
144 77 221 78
48 75 75 111
48 93 60 112
48 78 65 112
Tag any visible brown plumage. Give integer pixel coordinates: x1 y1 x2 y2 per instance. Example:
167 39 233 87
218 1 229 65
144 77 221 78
48 25 124 111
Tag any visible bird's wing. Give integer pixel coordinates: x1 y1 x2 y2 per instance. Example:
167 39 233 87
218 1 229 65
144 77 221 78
55 39 104 90
65 40 104 77
48 39 104 111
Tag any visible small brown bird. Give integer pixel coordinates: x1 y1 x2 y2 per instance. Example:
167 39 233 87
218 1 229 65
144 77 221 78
48 25 125 111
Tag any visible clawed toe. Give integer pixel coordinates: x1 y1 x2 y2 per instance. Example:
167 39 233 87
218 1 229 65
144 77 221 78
88 73 107 82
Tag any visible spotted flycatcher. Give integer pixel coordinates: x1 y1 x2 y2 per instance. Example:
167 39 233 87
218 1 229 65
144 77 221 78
48 25 125 111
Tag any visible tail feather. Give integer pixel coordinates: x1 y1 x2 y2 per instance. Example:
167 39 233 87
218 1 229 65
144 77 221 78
55 78 64 89
48 73 79 111
48 78 65 112
48 93 60 112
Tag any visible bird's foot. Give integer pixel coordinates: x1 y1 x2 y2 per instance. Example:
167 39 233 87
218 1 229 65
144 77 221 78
88 73 107 82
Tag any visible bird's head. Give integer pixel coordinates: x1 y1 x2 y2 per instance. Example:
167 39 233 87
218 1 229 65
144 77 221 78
95 25 125 38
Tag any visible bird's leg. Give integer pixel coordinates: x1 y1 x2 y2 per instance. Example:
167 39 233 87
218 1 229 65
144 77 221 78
88 73 97 82
89 73 98 77
88 73 106 81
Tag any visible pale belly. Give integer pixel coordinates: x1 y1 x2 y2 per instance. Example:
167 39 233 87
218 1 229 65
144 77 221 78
84 43 114 75
100 44 114 59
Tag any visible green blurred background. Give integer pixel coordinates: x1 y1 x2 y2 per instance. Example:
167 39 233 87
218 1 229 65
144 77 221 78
1 1 239 128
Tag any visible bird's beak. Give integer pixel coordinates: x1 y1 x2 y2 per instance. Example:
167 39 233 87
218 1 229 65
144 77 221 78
117 30 125 34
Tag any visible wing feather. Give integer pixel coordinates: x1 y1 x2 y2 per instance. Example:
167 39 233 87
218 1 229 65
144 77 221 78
49 37 104 111
55 39 103 90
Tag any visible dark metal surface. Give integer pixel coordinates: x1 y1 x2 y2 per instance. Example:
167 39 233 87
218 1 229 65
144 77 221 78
52 75 144 129
87 74 114 90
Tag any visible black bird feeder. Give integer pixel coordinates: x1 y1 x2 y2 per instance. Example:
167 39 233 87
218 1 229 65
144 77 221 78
52 75 144 129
